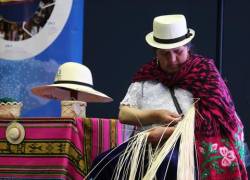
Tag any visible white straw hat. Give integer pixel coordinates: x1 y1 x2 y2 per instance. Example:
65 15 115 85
6 122 25 145
31 62 113 103
145 14 195 49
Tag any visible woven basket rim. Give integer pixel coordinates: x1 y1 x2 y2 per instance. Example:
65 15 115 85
0 102 23 106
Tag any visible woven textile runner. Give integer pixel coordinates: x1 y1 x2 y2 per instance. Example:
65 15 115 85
78 117 128 174
0 118 128 179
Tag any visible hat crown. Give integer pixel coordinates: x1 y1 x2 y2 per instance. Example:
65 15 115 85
153 15 188 40
54 62 93 85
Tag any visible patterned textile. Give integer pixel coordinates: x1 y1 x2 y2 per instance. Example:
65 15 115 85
0 118 128 179
132 54 248 179
78 117 128 174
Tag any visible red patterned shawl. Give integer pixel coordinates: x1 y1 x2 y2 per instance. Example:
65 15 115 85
132 54 247 179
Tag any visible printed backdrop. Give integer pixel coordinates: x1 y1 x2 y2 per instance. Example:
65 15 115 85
0 0 84 116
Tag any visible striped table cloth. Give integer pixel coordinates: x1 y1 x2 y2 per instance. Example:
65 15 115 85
0 118 130 179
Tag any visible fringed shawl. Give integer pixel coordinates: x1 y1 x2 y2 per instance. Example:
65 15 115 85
132 54 248 179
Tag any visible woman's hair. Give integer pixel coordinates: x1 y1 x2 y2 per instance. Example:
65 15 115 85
152 42 193 55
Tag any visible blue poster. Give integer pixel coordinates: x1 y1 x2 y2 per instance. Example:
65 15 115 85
0 0 84 117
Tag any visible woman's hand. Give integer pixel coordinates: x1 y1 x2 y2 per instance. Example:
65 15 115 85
155 109 182 125
147 126 175 145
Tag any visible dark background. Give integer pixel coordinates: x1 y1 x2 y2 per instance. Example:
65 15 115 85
84 0 250 173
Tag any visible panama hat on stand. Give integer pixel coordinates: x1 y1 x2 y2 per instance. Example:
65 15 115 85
145 14 195 50
31 62 113 103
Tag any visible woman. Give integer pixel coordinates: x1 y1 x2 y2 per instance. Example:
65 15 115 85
87 14 248 180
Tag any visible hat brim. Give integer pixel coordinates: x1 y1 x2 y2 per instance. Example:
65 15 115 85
145 28 195 49
31 83 113 103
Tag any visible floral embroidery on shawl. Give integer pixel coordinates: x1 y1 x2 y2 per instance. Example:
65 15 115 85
199 139 239 179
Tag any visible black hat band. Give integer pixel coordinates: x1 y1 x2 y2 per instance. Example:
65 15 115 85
153 30 192 44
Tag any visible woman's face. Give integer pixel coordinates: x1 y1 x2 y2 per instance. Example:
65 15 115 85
156 45 189 74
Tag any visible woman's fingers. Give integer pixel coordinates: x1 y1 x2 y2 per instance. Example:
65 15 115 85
155 109 182 124
161 110 182 124
148 126 175 145
169 112 181 118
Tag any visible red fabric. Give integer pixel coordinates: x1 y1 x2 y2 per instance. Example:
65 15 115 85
132 54 247 179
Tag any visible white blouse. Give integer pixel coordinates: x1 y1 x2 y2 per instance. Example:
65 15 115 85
120 80 194 133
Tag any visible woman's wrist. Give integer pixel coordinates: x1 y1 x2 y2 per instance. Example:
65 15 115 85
146 110 163 124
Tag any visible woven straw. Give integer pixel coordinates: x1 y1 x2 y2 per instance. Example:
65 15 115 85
0 102 23 118
61 100 87 118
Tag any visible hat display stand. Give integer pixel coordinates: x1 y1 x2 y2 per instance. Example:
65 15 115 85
61 91 87 118
61 100 87 118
